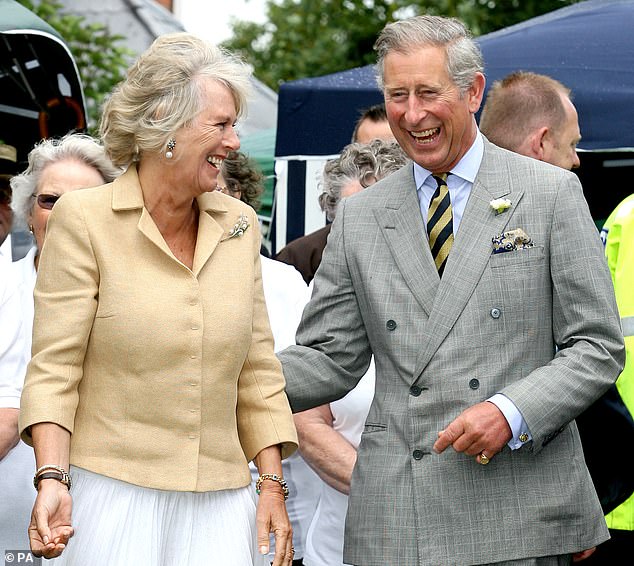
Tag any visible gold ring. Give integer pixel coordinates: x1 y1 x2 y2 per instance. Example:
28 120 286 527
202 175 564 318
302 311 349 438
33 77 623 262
479 453 490 465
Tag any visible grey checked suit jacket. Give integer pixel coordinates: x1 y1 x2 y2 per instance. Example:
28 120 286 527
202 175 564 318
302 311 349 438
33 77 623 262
278 139 625 566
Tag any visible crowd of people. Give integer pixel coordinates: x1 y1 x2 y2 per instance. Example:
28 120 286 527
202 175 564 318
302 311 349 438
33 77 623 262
1 12 632 566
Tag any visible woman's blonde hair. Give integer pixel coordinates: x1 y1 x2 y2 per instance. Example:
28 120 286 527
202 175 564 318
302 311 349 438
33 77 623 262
100 33 252 167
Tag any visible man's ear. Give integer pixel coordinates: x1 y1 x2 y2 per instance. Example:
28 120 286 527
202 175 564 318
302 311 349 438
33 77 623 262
468 72 486 113
529 126 550 161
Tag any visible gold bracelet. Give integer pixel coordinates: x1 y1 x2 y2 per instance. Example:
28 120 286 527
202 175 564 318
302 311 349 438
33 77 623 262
255 473 289 500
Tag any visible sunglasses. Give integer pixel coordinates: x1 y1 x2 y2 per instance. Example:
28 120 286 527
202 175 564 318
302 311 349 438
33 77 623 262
36 193 61 210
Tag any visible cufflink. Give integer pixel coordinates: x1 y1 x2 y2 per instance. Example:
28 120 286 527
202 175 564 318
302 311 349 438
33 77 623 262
519 432 529 443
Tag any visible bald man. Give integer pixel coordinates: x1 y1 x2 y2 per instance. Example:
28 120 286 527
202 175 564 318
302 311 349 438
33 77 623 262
479 71 581 170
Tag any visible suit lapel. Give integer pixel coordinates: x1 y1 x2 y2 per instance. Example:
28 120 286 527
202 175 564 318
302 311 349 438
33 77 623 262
374 165 439 317
412 142 525 379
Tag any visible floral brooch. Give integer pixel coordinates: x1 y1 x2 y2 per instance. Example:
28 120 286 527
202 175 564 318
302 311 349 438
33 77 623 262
489 198 512 215
227 213 250 239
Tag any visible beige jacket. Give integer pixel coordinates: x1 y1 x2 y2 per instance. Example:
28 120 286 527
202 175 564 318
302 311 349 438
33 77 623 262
20 165 297 491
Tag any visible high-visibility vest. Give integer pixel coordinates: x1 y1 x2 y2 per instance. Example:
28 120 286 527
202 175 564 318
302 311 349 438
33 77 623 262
601 194 634 530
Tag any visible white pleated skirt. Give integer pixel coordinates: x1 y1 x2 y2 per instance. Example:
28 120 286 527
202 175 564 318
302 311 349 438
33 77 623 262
51 466 269 566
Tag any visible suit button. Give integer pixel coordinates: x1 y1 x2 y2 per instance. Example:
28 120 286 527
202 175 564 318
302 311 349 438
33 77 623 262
413 449 424 460
490 308 501 319
469 378 479 390
386 319 397 331
410 385 422 397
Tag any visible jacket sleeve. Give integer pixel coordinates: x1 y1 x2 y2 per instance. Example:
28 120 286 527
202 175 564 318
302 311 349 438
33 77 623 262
19 193 98 443
500 173 625 452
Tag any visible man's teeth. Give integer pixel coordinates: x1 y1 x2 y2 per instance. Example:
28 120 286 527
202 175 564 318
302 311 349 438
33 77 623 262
411 128 440 142
207 156 223 167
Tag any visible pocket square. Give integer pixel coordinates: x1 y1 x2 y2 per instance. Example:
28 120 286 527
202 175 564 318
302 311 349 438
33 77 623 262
492 228 534 254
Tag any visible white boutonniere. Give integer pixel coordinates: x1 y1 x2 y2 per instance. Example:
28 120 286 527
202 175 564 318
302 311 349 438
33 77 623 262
489 198 512 215
227 213 250 239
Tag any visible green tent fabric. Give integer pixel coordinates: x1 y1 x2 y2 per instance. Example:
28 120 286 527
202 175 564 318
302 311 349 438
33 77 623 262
239 127 276 223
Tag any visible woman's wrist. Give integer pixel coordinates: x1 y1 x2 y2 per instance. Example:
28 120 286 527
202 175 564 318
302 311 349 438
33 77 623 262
33 464 72 492
255 473 289 499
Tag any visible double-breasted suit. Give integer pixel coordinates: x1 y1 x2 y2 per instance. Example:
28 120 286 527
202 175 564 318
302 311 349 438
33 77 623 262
278 139 625 566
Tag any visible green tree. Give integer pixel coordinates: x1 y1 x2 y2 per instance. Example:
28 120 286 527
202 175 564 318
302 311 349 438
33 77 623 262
17 0 131 133
223 0 580 91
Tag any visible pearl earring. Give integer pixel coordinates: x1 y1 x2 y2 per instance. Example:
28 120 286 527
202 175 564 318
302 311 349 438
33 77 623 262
165 139 176 159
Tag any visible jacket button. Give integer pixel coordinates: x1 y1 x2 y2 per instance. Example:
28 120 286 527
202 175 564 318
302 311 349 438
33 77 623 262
490 307 501 319
469 378 480 390
413 449 424 460
386 319 397 331
410 385 422 397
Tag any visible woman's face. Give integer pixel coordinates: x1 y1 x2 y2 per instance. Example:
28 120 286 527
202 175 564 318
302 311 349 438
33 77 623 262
29 158 105 254
172 80 240 197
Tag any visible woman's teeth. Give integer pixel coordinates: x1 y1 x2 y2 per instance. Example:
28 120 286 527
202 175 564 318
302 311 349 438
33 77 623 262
207 156 223 168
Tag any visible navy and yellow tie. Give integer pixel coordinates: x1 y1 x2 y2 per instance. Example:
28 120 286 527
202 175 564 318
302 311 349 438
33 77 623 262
427 173 453 276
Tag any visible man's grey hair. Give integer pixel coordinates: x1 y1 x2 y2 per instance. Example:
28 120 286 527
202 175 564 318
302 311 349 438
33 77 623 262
374 15 483 94
319 139 409 222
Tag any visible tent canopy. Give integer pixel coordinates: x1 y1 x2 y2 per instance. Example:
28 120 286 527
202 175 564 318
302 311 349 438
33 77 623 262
275 64 382 158
0 0 87 165
478 0 634 151
276 0 634 158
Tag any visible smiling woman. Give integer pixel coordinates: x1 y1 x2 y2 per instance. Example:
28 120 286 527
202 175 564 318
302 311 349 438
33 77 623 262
18 33 298 566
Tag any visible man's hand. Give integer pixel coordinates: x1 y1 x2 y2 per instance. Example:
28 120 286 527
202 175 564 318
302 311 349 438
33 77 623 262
433 401 512 463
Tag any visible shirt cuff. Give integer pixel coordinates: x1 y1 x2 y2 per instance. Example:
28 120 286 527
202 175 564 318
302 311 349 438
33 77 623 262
488 394 531 450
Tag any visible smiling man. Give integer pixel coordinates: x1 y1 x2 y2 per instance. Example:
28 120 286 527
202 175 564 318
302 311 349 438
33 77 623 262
278 15 624 566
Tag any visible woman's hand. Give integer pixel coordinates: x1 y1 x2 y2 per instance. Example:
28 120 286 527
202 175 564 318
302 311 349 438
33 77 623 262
29 479 73 559
255 484 293 566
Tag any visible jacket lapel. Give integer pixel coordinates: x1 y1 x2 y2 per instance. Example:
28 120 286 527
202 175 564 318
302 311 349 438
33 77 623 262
192 195 227 277
412 142 525 379
112 165 228 275
374 165 439 317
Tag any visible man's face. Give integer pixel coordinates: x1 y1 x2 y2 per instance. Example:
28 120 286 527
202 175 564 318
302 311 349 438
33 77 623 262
383 45 485 173
542 94 581 170
0 179 13 246
355 118 395 144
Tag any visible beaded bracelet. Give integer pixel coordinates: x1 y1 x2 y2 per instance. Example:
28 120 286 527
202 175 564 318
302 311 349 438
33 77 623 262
255 473 289 500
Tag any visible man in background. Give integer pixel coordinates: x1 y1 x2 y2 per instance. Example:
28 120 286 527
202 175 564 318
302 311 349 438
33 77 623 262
479 71 581 170
592 194 634 565
350 103 394 144
0 142 18 264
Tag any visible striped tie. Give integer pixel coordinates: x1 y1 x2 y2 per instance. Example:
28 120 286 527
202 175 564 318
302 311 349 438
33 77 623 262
427 173 453 276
